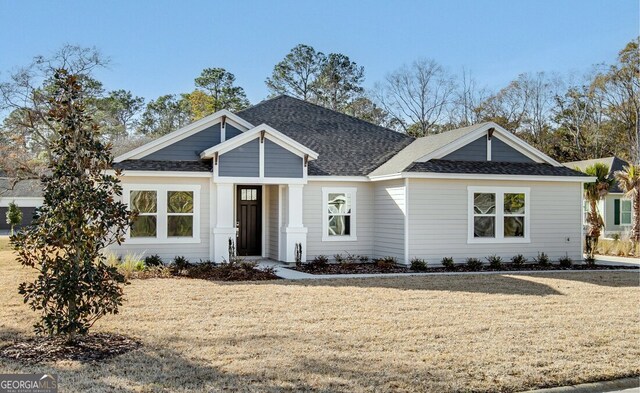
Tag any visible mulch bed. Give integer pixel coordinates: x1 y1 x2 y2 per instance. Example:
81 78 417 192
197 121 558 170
290 262 638 275
0 333 141 364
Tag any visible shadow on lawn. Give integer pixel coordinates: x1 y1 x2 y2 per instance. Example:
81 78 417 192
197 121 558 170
526 271 640 288
0 343 331 392
263 274 565 296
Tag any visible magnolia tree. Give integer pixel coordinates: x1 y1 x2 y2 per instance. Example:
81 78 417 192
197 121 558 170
12 69 132 342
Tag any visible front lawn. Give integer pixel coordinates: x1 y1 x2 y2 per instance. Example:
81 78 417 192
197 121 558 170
0 249 638 392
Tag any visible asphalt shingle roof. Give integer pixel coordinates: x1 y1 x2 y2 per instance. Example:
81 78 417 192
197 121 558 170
406 160 589 177
113 160 212 172
0 178 43 197
236 95 414 176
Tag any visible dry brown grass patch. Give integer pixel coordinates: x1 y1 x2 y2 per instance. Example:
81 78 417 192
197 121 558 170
0 250 638 392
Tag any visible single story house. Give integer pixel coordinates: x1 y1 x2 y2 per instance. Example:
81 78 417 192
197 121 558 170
0 178 44 233
563 156 633 238
109 95 593 264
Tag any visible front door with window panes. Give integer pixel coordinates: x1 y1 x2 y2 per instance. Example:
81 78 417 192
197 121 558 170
236 186 262 256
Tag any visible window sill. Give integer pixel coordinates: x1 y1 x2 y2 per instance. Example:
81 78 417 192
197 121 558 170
467 237 531 244
322 236 358 242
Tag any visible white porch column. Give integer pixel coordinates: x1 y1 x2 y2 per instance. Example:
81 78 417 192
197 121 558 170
283 184 307 263
213 182 235 262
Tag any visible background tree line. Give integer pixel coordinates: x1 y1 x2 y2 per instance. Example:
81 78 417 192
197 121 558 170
1 39 638 185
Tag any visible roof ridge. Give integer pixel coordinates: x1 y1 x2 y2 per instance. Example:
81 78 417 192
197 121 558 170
238 94 414 138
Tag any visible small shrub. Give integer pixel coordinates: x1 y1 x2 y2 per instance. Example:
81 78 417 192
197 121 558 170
441 257 455 270
376 256 397 270
358 255 370 263
333 253 344 263
584 255 596 266
611 232 621 241
171 256 191 271
410 258 428 272
144 254 163 267
486 254 503 269
309 255 328 270
558 255 573 268
535 252 550 266
511 254 526 267
466 257 482 271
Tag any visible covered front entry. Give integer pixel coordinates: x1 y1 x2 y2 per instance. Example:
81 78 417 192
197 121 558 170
236 185 262 256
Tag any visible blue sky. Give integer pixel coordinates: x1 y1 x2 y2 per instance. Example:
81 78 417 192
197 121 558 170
0 0 637 104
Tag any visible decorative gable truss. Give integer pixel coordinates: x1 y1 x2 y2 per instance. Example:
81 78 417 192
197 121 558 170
200 124 319 184
419 123 560 165
114 109 255 162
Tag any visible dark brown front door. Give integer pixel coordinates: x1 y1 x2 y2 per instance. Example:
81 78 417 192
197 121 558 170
236 186 262 256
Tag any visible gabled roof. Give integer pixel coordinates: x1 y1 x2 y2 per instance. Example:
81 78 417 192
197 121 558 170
114 109 254 162
236 96 414 176
369 123 492 176
563 156 629 193
370 122 561 177
200 123 319 160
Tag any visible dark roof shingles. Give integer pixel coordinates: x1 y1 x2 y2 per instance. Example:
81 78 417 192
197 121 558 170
405 160 589 177
237 96 414 176
113 160 212 172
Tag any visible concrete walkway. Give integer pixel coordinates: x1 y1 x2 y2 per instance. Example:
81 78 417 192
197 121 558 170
258 260 638 280
594 255 640 267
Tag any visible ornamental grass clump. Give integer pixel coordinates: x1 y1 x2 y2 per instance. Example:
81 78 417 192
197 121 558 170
11 70 133 342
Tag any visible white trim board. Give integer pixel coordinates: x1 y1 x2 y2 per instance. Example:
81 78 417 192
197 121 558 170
201 123 319 160
0 197 44 207
369 173 596 183
114 110 254 162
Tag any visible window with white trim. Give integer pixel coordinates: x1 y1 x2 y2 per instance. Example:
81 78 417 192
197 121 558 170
125 185 200 243
468 187 530 243
322 187 357 241
621 199 632 225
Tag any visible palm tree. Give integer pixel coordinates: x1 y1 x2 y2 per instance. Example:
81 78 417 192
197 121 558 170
614 164 640 254
582 163 613 258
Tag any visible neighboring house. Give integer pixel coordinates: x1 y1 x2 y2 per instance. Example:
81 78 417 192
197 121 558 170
563 156 633 238
0 178 44 233
109 95 592 264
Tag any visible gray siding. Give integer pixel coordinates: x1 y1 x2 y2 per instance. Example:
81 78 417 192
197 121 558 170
442 136 486 161
264 140 303 178
107 176 211 262
373 180 406 261
408 179 583 264
267 185 280 259
218 139 260 177
303 182 374 261
492 138 535 163
143 124 222 161
226 124 243 139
